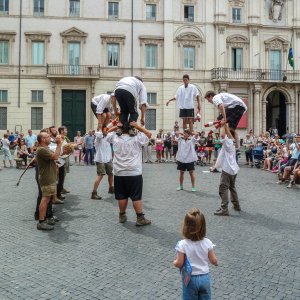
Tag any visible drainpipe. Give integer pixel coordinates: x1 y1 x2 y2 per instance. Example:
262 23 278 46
18 0 23 108
131 0 133 76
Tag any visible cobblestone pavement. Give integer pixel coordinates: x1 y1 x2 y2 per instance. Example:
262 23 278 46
0 157 300 300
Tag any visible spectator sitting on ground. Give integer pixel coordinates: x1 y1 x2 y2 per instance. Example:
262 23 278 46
287 155 300 188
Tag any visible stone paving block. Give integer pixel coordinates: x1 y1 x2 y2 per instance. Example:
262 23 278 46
0 162 300 299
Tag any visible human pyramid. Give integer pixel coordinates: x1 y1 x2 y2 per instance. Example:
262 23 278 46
32 74 247 299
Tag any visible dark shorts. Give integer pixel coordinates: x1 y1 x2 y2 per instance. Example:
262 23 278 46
115 89 138 123
217 105 246 130
177 161 195 172
173 145 178 154
179 108 194 118
164 141 172 150
114 175 143 201
91 102 109 118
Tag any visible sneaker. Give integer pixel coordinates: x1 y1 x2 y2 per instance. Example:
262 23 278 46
214 208 229 216
287 182 294 189
46 218 56 226
233 205 241 212
276 180 285 185
53 199 64 204
191 187 196 192
52 215 60 222
136 215 151 226
176 186 183 191
37 222 54 231
108 186 115 194
91 192 102 200
57 195 66 200
119 213 127 223
62 188 70 194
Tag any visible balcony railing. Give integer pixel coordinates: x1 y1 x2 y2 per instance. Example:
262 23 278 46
47 64 100 78
211 67 300 82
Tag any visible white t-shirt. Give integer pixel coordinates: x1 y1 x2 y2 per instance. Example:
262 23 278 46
106 131 149 176
176 137 198 163
115 77 148 108
1 138 10 150
94 131 112 163
212 93 247 111
175 84 199 109
175 238 215 275
215 136 239 175
49 139 65 167
92 94 112 114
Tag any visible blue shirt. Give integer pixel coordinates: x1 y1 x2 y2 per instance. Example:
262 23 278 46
84 135 94 149
25 134 37 148
291 143 300 160
8 134 15 143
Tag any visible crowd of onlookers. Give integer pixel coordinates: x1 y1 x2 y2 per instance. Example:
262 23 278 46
2 125 300 190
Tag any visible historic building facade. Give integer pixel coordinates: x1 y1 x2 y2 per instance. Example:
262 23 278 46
0 0 299 139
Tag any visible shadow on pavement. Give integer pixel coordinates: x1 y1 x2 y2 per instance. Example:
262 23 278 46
230 211 300 232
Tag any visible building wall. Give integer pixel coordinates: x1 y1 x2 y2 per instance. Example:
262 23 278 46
0 0 299 136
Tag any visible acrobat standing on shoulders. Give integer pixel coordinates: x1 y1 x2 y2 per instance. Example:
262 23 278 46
91 93 116 131
204 91 247 151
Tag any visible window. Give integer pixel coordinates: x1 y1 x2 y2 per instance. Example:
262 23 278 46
270 50 282 80
33 0 44 16
107 43 119 67
146 4 156 21
0 41 8 64
0 107 7 129
183 46 195 69
0 0 9 14
0 90 7 102
145 109 156 130
232 48 243 70
147 93 157 105
31 90 43 102
184 6 194 22
69 0 80 17
32 41 44 65
232 8 241 23
145 44 157 68
31 107 43 130
108 2 119 19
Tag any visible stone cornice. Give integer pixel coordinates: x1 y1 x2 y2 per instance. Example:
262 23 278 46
25 32 52 43
100 34 126 45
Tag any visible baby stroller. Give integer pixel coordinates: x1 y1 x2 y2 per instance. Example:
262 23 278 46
197 146 207 166
253 146 264 168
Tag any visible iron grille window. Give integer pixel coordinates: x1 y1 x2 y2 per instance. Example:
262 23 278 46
147 93 157 105
33 0 44 16
0 107 7 129
31 90 43 102
145 109 156 131
31 107 43 130
0 90 8 102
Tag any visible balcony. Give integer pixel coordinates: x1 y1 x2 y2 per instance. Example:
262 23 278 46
47 64 100 78
211 68 300 83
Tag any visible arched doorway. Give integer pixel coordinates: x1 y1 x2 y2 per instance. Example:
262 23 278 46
266 91 287 136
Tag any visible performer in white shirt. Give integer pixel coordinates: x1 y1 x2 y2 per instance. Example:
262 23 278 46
204 91 247 150
91 93 115 131
166 74 201 132
106 121 152 226
176 129 198 192
91 131 114 200
214 124 241 216
112 76 148 130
